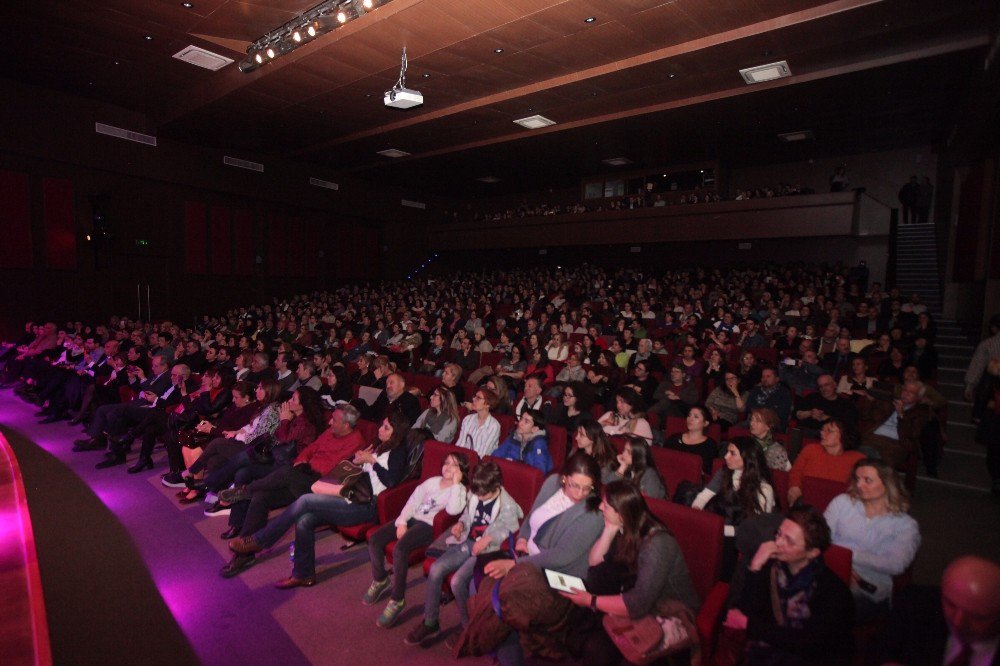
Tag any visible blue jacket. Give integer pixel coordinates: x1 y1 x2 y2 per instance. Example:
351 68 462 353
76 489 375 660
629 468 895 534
493 430 552 474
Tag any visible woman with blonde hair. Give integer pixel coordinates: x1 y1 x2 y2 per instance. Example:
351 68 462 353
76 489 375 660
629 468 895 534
823 458 920 621
413 386 460 443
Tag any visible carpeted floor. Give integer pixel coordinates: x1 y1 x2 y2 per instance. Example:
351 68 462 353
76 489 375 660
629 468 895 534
1 392 494 665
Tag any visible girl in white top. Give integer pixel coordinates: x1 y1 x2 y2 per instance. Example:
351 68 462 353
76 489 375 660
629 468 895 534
364 452 470 628
693 438 775 537
599 387 654 443
545 333 570 362
455 387 501 457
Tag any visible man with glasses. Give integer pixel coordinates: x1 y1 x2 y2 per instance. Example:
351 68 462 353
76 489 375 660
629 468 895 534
794 374 859 438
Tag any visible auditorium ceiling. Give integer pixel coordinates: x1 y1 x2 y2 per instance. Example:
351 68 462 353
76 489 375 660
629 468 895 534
0 0 995 196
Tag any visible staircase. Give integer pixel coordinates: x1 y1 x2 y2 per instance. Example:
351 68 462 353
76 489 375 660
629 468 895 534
919 316 992 493
894 223 941 312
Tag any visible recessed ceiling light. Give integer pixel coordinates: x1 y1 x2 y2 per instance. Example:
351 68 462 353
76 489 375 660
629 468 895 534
422 73 430 78
144 35 153 41
602 157 632 166
584 16 596 23
114 60 120 65
494 48 504 54
668 73 676 78
478 176 501 183
739 60 791 84
513 114 556 129
181 2 193 7
376 148 411 158
777 130 815 142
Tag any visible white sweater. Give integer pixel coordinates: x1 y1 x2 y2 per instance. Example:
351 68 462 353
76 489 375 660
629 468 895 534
395 476 468 527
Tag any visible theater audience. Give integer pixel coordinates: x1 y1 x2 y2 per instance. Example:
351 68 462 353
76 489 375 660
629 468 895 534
664 405 719 475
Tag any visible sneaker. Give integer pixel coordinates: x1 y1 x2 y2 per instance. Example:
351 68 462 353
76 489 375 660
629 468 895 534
404 620 440 646
219 486 251 505
204 502 231 517
205 493 219 505
161 472 186 488
362 577 391 605
377 598 405 628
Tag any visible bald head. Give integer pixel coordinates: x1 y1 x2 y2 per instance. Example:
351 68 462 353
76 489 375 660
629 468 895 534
941 556 1000 644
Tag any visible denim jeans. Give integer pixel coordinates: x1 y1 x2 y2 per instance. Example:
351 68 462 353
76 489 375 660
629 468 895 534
368 519 434 601
251 493 378 579
424 541 478 625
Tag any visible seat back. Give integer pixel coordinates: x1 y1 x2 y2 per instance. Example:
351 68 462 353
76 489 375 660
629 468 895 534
423 440 480 482
489 458 545 515
801 476 848 513
664 417 723 443
823 544 853 585
404 373 438 396
355 419 378 446
547 425 568 471
648 447 703 497
770 469 790 511
646 498 724 602
495 413 516 438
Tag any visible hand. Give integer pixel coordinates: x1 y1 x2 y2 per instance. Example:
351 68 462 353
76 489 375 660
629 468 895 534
484 559 516 579
471 536 491 556
451 523 464 539
514 538 529 555
723 608 748 630
223 430 238 438
396 524 407 540
749 541 779 572
893 399 905 416
279 402 293 421
196 421 212 433
709 407 720 421
354 447 376 465
558 588 591 608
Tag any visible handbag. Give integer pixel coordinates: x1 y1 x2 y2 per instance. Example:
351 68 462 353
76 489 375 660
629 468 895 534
247 433 276 465
327 460 373 504
602 599 699 665
178 429 212 449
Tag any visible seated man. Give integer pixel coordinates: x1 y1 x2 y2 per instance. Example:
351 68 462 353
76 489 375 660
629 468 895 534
779 349 824 396
219 405 366 544
368 372 421 425
822 337 858 380
648 365 699 419
858 379 934 469
513 376 544 418
746 365 793 431
794 374 859 437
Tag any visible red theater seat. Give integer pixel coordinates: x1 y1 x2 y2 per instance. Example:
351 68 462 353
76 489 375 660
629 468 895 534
648 447 703 498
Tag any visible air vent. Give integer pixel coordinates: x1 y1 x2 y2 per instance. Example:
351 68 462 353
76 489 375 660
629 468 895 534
401 200 426 209
777 130 814 142
223 156 264 172
309 177 339 190
477 176 501 183
95 122 157 146
602 157 632 166
739 60 791 84
513 114 556 129
173 45 234 71
377 149 411 158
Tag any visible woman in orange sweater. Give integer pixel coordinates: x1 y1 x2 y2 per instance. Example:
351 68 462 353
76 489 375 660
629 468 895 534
787 419 865 506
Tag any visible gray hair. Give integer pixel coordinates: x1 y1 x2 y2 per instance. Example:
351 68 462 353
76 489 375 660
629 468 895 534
337 404 361 427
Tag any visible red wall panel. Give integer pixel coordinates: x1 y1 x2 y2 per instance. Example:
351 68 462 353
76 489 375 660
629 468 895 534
305 219 320 278
268 213 287 276
184 201 208 274
210 205 231 275
42 178 76 269
233 209 255 276
0 170 32 268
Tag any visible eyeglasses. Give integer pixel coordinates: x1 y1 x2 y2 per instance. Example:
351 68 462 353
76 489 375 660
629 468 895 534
565 479 594 494
472 395 485 402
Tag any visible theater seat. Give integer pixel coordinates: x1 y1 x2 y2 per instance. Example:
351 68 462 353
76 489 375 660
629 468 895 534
354 419 378 446
648 447 702 498
801 475 848 513
823 543 852 584
547 425 568 471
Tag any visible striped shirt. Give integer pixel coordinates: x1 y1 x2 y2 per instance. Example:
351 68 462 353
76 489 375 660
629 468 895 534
965 333 1000 387
455 413 501 457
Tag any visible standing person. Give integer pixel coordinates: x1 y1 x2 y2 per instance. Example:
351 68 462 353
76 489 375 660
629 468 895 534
363 452 469 628
829 165 849 192
897 176 919 225
965 314 1000 423
915 176 934 224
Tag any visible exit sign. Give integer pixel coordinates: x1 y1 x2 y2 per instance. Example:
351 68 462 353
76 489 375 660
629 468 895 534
135 239 150 247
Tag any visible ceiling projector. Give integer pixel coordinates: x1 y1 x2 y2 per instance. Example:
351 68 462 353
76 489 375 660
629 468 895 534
384 87 423 109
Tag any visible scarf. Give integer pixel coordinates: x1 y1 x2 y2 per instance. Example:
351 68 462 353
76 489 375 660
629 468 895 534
770 559 821 630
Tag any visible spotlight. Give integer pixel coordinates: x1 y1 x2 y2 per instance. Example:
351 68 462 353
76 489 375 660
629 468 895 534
583 16 596 23
292 30 302 42
254 52 263 64
337 10 347 23
363 0 373 8
266 47 276 58
307 24 317 37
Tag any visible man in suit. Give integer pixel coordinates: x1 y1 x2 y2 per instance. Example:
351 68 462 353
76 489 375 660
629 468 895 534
858 379 934 469
823 337 859 381
73 354 173 453
870 555 1000 665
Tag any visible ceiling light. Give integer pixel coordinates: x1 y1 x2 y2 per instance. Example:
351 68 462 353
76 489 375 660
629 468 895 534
478 176 501 183
181 1 193 7
363 0 374 8
602 157 632 166
337 10 348 23
144 35 153 41
777 130 815 142
584 16 596 23
739 60 791 84
513 114 556 129
254 53 263 64
494 48 504 54
307 24 317 37
376 148 411 158
266 47 276 59
422 73 430 78
292 30 302 42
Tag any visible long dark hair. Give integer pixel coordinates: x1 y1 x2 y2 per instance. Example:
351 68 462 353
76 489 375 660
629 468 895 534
575 418 617 469
723 437 771 517
295 386 326 434
560 451 602 512
619 434 660 486
376 410 411 455
605 480 668 571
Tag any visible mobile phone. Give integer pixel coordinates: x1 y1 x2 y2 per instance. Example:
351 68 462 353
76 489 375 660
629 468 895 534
856 576 877 594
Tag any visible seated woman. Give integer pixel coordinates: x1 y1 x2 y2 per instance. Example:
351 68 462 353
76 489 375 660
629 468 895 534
416 333 449 376
736 351 763 390
525 349 555 388
472 328 494 353
663 405 719 475
436 362 466 403
585 350 621 403
729 506 854 664
549 381 593 433
705 371 748 429
823 458 920 622
604 434 666 499
547 354 586 399
178 379 282 503
572 419 618 480
318 364 352 407
748 407 792 472
363 451 469 627
836 356 875 396
545 332 569 362
787 419 865 506
598 387 653 443
225 412 412 581
456 453 604 663
877 346 907 383
455 387 501 457
159 368 234 486
492 408 553 474
495 345 527 385
484 376 513 415
703 348 727 389
404 460 523 644
559 481 701 666
413 386 460 443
